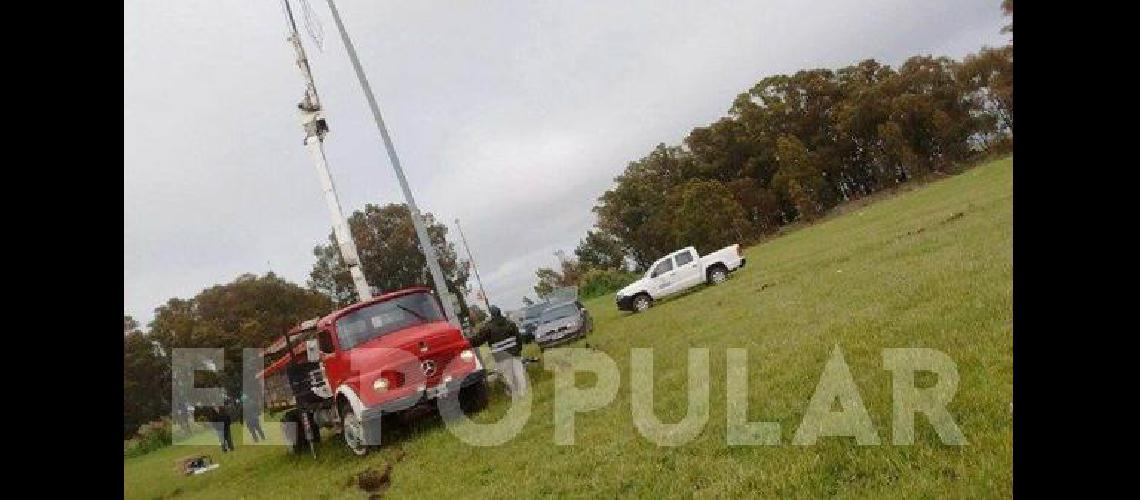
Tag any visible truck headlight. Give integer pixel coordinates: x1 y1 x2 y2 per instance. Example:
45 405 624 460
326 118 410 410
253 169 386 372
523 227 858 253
372 377 389 392
460 349 475 362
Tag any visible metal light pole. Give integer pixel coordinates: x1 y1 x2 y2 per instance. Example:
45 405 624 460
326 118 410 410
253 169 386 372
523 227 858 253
455 218 492 311
324 0 459 326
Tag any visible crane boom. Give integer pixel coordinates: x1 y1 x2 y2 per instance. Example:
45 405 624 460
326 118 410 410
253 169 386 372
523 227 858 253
281 0 372 301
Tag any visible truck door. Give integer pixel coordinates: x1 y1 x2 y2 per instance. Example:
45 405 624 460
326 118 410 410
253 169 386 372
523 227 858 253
673 248 702 291
648 257 676 298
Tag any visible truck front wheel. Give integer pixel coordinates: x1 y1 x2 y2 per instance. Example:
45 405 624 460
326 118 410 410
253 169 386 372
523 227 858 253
459 379 489 413
632 294 653 313
339 405 369 456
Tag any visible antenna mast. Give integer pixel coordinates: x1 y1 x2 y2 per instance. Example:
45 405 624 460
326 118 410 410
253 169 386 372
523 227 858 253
281 0 372 301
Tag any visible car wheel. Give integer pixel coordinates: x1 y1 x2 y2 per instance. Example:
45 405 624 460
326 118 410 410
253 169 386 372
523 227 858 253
708 266 728 285
633 294 652 312
339 405 369 456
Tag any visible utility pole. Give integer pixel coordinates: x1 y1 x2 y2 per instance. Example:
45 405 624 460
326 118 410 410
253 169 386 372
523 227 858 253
281 0 372 301
455 218 491 311
324 0 459 326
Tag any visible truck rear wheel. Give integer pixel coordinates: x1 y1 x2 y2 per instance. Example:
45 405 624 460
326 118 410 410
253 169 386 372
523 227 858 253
339 405 369 456
708 265 728 285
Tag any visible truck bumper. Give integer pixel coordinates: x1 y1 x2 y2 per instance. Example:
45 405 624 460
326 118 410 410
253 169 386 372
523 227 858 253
355 369 486 445
536 322 589 349
359 369 486 424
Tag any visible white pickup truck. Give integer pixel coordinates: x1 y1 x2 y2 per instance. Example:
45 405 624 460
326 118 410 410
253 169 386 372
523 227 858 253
615 244 747 313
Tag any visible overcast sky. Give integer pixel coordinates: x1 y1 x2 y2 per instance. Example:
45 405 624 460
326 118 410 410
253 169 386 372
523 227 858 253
125 0 1009 326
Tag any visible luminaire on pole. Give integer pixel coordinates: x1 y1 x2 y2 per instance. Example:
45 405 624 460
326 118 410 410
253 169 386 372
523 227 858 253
324 0 460 326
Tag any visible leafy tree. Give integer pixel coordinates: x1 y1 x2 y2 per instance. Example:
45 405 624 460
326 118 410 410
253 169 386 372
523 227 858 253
666 179 748 254
958 45 1013 134
308 203 471 313
125 315 140 336
578 268 640 299
773 135 825 221
147 273 333 402
1001 0 1013 34
594 144 693 269
124 315 170 438
534 251 585 299
574 230 627 271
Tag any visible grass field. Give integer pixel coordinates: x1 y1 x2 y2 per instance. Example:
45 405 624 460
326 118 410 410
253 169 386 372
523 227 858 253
124 156 1013 499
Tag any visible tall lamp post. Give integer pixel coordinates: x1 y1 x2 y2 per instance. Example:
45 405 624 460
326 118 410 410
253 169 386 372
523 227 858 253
324 0 459 326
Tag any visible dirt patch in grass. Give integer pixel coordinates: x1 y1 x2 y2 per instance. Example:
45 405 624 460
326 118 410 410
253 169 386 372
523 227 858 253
939 211 966 225
353 463 393 496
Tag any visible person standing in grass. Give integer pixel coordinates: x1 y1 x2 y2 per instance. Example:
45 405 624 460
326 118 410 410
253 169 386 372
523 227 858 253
472 305 528 397
213 404 234 452
241 393 266 443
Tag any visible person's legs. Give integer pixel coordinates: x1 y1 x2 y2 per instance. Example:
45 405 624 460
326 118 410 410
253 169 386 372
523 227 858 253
253 418 266 440
510 357 529 397
493 353 516 396
223 421 234 451
215 426 227 452
245 420 260 442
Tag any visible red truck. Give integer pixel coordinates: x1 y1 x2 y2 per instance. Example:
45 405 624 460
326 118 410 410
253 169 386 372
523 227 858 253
259 286 488 456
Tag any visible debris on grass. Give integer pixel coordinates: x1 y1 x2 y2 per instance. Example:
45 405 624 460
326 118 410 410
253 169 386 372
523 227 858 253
175 455 218 476
356 463 393 495
941 211 965 224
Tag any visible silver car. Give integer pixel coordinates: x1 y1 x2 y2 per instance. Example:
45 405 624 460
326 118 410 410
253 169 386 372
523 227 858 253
533 301 593 349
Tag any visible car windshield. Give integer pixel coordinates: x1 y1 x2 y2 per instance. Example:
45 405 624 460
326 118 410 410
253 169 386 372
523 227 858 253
540 303 578 322
335 291 444 349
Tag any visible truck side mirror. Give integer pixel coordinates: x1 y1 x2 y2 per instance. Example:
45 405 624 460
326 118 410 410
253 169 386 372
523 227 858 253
305 339 321 363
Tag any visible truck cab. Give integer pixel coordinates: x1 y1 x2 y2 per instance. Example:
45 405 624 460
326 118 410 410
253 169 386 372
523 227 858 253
260 286 487 456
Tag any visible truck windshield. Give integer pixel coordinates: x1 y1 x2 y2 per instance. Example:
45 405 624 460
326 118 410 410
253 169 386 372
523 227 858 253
540 303 578 322
335 292 444 349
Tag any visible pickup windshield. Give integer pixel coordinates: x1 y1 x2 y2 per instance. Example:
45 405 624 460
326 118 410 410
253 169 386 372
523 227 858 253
540 303 578 322
335 291 444 349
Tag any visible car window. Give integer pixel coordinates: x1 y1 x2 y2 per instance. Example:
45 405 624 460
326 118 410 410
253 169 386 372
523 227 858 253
675 250 694 266
651 259 674 277
540 303 579 322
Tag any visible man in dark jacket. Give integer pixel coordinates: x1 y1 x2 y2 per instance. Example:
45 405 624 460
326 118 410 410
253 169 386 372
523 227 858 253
472 305 528 397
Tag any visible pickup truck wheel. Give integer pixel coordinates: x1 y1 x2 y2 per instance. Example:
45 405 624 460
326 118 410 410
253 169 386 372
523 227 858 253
633 294 652 312
708 266 728 285
339 406 369 456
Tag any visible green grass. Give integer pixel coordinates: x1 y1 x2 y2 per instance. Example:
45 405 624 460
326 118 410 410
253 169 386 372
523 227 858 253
125 156 1012 499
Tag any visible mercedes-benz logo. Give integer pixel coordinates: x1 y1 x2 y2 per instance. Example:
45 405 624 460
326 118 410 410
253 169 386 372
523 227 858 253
421 359 437 377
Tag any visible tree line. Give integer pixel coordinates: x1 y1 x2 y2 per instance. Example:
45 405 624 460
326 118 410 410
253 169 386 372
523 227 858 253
533 2 1012 298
